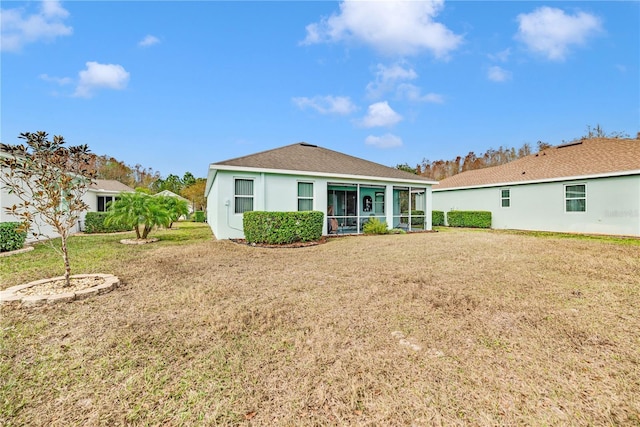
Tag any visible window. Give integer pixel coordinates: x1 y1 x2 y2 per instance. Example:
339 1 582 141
501 189 510 207
565 184 586 212
97 195 116 212
374 192 384 213
234 179 254 214
298 182 313 211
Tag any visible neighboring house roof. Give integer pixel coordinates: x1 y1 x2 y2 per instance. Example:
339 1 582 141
210 142 436 183
155 189 189 202
90 179 135 192
434 137 640 190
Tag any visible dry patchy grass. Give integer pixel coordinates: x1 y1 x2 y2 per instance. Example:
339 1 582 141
1 227 639 426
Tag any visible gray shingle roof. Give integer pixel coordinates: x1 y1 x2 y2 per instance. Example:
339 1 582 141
212 142 434 182
434 137 640 190
90 179 135 192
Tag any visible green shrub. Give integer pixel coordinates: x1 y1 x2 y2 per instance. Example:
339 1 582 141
447 211 492 228
0 222 27 252
363 217 388 235
243 211 323 244
411 210 425 226
84 212 131 234
432 210 445 226
193 211 206 223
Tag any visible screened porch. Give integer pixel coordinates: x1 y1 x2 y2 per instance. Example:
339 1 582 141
326 183 427 234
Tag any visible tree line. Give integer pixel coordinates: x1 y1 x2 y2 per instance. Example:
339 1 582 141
397 125 633 181
90 154 206 211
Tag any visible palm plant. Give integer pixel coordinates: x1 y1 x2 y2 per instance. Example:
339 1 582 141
105 192 171 239
156 195 189 228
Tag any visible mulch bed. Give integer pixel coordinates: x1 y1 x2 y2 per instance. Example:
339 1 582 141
229 237 328 248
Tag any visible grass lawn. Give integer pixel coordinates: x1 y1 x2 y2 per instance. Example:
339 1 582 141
1 223 639 425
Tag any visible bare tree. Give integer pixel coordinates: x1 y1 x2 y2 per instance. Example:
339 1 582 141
0 132 96 286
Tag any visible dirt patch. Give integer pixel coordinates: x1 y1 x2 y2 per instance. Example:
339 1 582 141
120 238 159 245
229 237 328 248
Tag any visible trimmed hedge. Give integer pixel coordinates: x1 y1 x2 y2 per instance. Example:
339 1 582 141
243 211 323 244
0 222 27 252
193 211 206 223
432 210 445 226
447 210 492 228
84 212 131 234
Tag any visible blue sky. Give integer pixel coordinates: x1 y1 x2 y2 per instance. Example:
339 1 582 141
2 1 638 179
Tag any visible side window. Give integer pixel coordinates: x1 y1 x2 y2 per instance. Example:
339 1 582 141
501 189 510 207
97 195 115 212
297 182 313 211
565 184 586 212
234 179 254 214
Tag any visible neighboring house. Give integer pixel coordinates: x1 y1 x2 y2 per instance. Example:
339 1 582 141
154 189 194 215
80 179 136 231
0 174 134 240
205 142 437 239
432 137 640 236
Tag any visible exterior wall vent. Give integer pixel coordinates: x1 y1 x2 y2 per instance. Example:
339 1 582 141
557 141 583 149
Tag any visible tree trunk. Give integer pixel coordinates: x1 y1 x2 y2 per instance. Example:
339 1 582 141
61 235 71 287
135 224 141 239
142 224 152 239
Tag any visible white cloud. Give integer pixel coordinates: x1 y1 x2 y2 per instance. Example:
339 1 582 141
39 73 73 86
487 66 511 82
301 0 463 58
292 95 356 115
138 34 160 47
1 0 72 52
365 133 403 148
396 84 444 103
488 48 511 62
366 63 417 98
359 101 403 128
516 7 602 61
74 62 130 98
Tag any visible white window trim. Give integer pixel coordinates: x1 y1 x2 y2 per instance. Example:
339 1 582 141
234 177 254 215
297 181 314 211
500 188 510 208
564 182 587 213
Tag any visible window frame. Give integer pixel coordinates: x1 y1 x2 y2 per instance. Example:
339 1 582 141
297 181 314 211
97 195 116 212
234 178 254 214
564 183 586 213
500 188 510 208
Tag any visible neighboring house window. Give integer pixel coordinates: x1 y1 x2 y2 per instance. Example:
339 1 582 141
298 182 313 211
97 195 116 212
565 184 586 212
375 192 385 213
234 179 254 214
501 189 510 207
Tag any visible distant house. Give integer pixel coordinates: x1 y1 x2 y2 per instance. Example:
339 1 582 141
0 175 134 240
154 189 193 214
432 137 640 236
205 142 437 239
87 179 136 215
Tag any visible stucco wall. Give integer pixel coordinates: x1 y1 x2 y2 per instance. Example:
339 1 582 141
1 178 123 241
432 175 640 236
207 170 433 239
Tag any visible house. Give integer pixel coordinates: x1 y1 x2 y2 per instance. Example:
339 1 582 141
205 142 437 239
0 174 134 240
432 137 640 236
154 189 194 215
